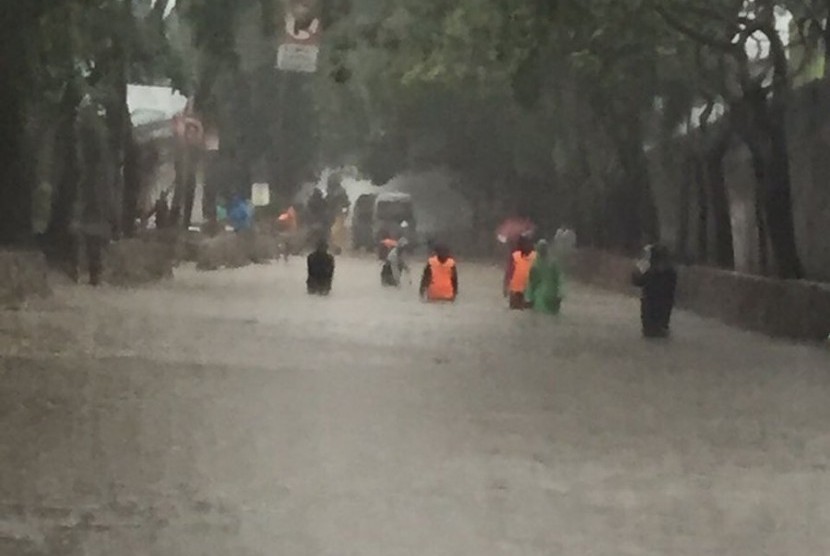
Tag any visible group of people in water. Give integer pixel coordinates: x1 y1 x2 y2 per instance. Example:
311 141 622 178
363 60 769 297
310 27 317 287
307 232 569 313
306 231 679 339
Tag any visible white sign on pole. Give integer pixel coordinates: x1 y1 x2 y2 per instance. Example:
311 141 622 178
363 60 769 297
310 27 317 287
277 44 320 73
251 183 271 207
277 6 321 74
204 128 220 151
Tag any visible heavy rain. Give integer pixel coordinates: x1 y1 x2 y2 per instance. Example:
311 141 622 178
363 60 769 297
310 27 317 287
1 1 829 554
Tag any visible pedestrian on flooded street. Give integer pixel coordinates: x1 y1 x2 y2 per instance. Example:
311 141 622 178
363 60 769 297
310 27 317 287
307 239 335 296
632 243 678 338
277 206 299 262
228 195 254 233
149 190 171 230
504 234 536 310
525 239 564 315
553 223 577 270
381 237 410 287
420 244 458 302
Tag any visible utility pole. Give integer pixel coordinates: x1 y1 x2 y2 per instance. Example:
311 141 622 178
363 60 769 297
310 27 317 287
274 0 321 199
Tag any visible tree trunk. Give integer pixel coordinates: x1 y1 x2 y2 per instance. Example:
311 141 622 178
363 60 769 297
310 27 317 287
755 186 770 275
104 70 129 240
202 150 219 234
744 127 772 275
78 105 113 234
122 115 141 237
171 146 187 228
677 156 693 263
763 123 803 278
45 82 82 263
735 92 804 279
613 131 659 252
747 133 804 278
182 147 198 230
706 147 735 269
0 29 32 245
824 1 830 76
694 156 710 263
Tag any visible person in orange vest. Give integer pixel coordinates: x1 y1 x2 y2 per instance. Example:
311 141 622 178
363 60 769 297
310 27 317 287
504 234 537 310
419 244 458 302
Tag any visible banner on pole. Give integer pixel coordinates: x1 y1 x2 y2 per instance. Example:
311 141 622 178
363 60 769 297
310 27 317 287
277 44 319 73
251 183 271 207
276 1 321 73
204 127 220 151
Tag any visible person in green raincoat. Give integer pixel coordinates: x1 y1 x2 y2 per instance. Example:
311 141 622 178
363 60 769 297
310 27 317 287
525 239 564 315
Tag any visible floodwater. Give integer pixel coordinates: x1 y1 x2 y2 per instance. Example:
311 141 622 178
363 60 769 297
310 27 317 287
0 257 828 555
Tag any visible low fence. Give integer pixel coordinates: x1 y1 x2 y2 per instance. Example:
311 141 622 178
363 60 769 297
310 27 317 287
0 250 51 308
102 233 178 286
569 249 830 342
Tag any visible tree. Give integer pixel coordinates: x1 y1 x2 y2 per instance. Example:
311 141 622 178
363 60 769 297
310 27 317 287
0 2 47 245
655 0 805 278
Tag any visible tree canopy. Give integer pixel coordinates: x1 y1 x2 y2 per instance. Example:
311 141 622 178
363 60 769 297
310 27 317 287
1 0 828 278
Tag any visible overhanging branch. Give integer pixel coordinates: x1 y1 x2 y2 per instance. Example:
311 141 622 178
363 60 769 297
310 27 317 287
655 6 735 52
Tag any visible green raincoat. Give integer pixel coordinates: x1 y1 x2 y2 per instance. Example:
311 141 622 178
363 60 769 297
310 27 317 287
525 240 564 315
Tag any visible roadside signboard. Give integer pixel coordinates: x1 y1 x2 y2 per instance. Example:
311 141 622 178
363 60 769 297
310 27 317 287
204 127 220 151
252 183 271 207
277 43 319 73
276 1 321 73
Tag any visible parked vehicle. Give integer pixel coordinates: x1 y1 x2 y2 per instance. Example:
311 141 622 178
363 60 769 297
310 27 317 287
352 193 377 251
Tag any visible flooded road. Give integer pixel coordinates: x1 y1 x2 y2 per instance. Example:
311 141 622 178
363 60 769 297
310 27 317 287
0 257 828 555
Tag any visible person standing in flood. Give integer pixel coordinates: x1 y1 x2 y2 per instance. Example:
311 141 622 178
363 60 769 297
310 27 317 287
632 244 678 338
381 237 410 287
307 239 335 295
525 239 564 315
151 190 171 229
77 94 115 287
420 244 458 302
504 235 536 310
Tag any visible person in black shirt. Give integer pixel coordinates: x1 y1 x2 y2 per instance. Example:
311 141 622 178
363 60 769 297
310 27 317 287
632 244 678 338
307 239 335 295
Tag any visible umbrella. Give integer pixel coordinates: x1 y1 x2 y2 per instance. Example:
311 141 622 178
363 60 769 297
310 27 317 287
496 217 536 244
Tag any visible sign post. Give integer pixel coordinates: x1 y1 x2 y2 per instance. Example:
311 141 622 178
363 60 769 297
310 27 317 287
274 2 322 200
276 3 321 74
251 183 271 207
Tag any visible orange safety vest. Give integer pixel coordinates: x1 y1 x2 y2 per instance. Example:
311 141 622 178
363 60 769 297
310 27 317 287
509 251 536 293
428 256 456 301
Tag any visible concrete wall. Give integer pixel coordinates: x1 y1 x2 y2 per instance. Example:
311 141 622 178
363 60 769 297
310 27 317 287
570 249 830 342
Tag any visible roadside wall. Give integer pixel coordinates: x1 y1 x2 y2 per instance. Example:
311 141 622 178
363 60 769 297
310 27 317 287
0 250 51 308
102 235 178 286
193 230 280 271
570 249 830 342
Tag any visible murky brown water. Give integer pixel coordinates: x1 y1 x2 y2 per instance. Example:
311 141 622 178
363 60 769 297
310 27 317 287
0 258 828 555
